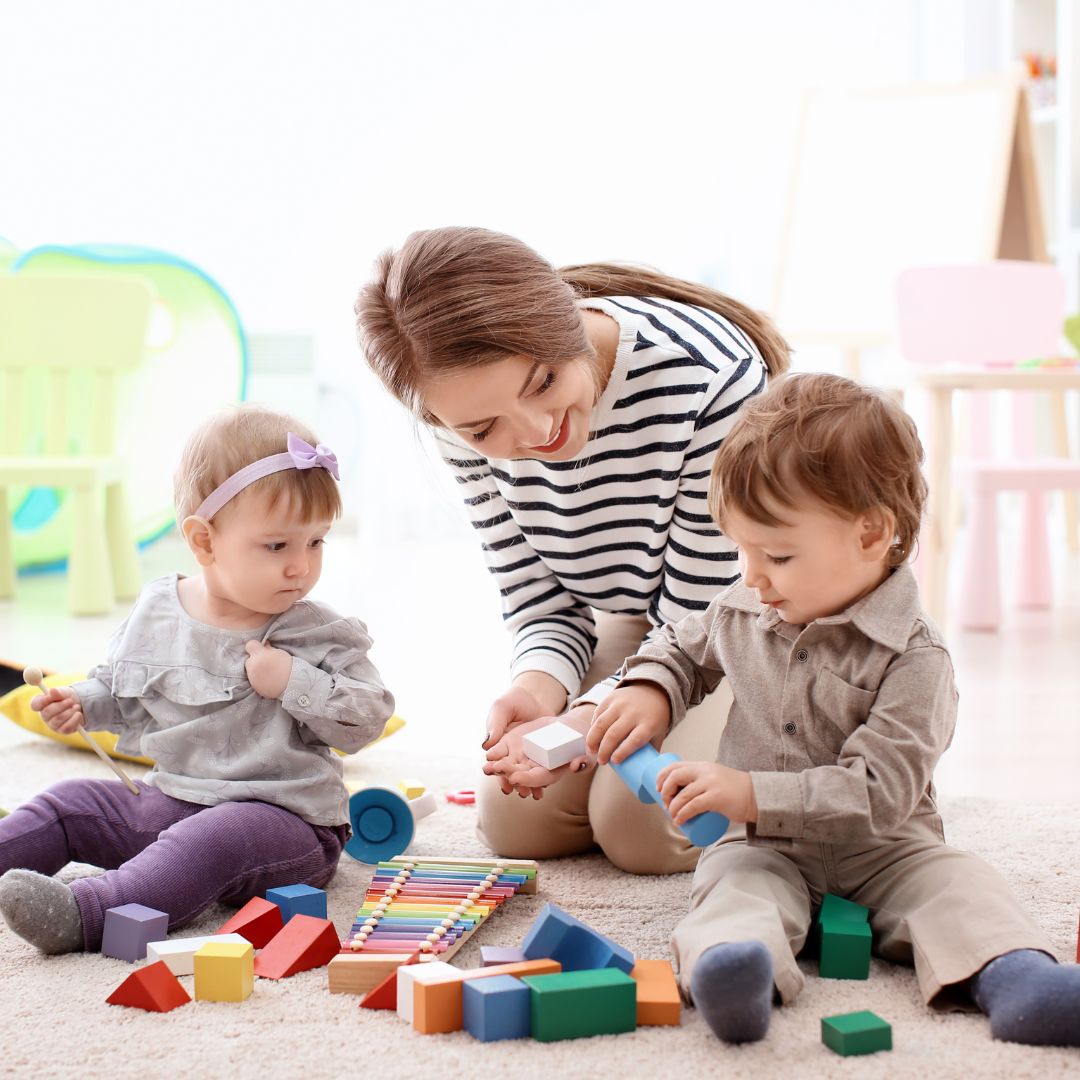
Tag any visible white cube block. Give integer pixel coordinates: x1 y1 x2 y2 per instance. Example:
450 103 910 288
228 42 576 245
146 933 250 976
521 720 588 770
396 960 460 1022
408 791 437 822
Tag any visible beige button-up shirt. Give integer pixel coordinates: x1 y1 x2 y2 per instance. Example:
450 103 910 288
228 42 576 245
616 564 958 848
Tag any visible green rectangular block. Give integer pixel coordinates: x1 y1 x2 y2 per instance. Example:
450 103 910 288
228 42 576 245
819 919 872 979
521 968 637 1042
821 1010 892 1056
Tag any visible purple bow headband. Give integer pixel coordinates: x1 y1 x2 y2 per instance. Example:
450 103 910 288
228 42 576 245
194 432 341 521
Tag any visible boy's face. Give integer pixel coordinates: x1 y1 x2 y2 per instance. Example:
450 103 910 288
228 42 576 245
722 499 892 626
204 491 331 619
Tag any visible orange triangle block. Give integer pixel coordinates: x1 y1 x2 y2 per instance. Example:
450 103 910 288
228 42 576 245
254 914 340 979
217 896 284 949
359 951 420 1010
106 960 191 1012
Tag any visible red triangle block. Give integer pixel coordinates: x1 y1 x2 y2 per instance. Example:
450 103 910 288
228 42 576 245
217 896 284 949
359 951 420 1010
107 960 191 1012
254 914 340 979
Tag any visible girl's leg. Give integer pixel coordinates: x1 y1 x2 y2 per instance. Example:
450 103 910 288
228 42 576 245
69 799 344 950
0 778 199 876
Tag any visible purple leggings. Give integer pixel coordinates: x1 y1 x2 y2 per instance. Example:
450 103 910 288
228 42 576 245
0 778 348 950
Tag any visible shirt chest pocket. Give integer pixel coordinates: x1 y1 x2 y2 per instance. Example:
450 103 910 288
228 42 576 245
805 668 878 764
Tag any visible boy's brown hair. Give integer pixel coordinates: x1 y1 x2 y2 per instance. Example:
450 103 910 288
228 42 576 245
174 405 342 524
709 373 926 566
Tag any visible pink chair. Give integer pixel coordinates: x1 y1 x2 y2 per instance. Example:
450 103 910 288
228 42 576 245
896 261 1080 630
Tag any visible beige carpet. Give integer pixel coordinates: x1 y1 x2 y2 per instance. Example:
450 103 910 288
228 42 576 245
1 726 1078 1080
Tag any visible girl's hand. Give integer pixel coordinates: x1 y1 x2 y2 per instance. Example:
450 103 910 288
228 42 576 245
30 686 84 735
244 640 293 699
586 682 671 765
656 760 758 826
483 704 595 799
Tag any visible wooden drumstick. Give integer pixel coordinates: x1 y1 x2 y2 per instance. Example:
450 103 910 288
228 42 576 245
23 666 140 795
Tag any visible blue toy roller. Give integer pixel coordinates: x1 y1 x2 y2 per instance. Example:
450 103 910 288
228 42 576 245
610 744 729 847
345 787 415 864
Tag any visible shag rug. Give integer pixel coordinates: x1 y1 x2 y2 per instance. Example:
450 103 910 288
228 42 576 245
0 723 1077 1080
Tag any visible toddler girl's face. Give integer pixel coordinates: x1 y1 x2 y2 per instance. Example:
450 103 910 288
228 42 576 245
208 490 331 619
722 500 891 626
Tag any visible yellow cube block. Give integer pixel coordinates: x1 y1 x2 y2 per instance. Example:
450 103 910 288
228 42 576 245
397 778 426 799
194 940 254 1002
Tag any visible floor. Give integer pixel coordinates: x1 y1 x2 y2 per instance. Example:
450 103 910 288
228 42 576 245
1 521 1078 802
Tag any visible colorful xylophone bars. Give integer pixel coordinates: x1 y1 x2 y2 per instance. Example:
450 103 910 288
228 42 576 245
340 856 539 966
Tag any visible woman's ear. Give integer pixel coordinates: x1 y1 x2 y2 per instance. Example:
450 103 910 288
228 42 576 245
859 507 897 562
182 516 215 566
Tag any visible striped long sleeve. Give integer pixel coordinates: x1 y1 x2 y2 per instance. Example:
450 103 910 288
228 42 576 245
434 295 768 702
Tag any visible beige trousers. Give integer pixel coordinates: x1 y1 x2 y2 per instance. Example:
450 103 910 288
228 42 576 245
671 814 1055 1007
476 612 732 875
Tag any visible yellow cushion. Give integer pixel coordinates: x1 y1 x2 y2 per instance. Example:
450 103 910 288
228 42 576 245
0 672 405 763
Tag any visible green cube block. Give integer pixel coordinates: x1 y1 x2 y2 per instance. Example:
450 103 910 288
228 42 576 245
521 969 637 1042
819 919 872 979
819 893 869 926
821 1010 892 1056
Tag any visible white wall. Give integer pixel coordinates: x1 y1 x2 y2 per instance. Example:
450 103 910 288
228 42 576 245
1 1 984 539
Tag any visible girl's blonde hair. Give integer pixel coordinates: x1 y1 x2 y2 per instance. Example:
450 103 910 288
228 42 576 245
355 227 790 422
709 373 926 566
174 405 342 524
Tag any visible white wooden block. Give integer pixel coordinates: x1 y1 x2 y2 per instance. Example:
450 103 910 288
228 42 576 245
145 933 249 976
408 791 437 822
521 720 587 770
396 961 459 1023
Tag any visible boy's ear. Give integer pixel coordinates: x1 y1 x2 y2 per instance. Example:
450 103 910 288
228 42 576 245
858 507 896 561
181 515 215 566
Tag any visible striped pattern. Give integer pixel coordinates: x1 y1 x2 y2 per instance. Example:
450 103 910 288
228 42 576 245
435 295 768 700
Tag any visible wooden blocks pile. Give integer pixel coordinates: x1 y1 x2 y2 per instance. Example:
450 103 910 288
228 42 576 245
816 893 871 980
821 1010 892 1056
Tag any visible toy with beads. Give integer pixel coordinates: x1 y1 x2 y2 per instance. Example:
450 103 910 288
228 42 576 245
340 856 539 967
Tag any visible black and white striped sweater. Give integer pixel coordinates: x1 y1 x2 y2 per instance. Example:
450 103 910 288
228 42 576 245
434 295 768 702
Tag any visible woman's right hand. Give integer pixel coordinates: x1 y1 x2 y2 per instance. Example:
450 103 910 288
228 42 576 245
30 686 85 735
483 705 593 799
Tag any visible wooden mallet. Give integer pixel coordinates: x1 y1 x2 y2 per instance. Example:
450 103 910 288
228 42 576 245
23 666 140 795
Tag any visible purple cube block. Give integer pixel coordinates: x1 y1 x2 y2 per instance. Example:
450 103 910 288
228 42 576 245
481 945 529 967
102 903 169 962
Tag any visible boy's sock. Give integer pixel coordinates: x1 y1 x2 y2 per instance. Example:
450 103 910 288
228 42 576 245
690 939 774 1043
0 869 84 953
971 948 1080 1047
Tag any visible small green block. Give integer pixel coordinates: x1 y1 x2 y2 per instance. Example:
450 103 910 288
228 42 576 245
819 920 872 979
521 968 637 1042
819 893 869 926
821 1010 892 1056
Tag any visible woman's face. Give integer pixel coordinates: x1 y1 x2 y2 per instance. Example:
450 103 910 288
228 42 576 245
424 355 598 461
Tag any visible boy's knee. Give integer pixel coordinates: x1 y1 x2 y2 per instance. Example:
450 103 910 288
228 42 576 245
589 779 698 876
475 773 595 860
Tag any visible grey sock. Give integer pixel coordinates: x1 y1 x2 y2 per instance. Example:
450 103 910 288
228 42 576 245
690 939 774 1043
972 949 1080 1047
0 869 84 954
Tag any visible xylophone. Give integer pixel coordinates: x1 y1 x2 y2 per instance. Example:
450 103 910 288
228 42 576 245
341 856 539 964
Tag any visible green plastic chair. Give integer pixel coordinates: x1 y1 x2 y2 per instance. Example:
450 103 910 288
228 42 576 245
0 274 154 614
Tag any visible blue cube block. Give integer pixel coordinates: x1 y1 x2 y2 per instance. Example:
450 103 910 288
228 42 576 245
265 884 327 922
521 903 634 974
102 903 169 963
463 975 531 1042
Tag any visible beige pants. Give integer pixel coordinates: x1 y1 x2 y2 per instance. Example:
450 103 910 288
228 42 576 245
671 814 1055 1007
476 612 732 875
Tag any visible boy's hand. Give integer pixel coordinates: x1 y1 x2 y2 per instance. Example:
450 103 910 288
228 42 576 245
484 704 595 799
30 686 84 735
244 640 293 699
656 760 758 825
586 682 671 765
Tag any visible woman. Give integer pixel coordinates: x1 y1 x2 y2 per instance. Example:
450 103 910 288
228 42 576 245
356 226 788 873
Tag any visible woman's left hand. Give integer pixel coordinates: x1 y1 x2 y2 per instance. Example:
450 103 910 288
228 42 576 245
244 640 293 699
656 760 758 825
483 704 595 798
